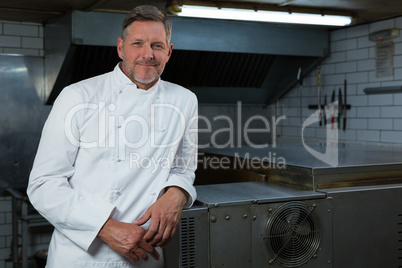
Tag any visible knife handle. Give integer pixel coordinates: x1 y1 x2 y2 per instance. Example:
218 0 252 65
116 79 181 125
343 117 346 131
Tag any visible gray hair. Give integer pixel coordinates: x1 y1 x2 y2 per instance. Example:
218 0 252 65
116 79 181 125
122 5 172 44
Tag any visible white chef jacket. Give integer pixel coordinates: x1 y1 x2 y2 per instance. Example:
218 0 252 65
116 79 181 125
27 63 198 267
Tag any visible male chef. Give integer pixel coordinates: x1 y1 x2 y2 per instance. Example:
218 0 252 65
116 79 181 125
27 5 198 267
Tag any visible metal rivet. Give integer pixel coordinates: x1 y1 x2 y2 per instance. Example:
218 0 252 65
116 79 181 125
268 208 273 213
225 216 230 220
243 214 247 218
211 216 216 222
253 216 257 221
214 203 219 207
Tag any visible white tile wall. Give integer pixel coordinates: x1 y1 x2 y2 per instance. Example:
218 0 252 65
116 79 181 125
346 48 369 61
0 21 43 56
368 94 393 106
357 129 381 141
393 119 402 130
0 197 13 267
368 118 393 130
3 24 39 37
381 130 402 142
357 58 375 72
278 16 402 145
0 35 21 48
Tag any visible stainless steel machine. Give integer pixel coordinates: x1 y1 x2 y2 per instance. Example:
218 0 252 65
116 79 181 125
165 144 402 268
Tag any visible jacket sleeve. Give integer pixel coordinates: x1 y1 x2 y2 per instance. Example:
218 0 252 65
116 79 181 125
158 94 198 208
27 87 116 251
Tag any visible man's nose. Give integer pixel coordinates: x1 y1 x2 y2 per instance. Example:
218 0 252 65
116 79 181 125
141 45 154 59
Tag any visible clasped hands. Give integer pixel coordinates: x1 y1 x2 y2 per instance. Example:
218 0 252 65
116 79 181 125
98 187 188 263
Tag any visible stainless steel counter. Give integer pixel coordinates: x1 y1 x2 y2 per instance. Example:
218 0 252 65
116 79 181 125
201 143 402 189
195 181 326 207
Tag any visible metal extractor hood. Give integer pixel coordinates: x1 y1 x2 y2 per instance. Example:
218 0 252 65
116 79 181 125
44 11 329 105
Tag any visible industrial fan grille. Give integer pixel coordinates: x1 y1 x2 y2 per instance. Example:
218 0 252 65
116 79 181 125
265 201 321 267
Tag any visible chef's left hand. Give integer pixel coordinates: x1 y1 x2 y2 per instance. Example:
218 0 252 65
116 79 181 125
132 187 189 248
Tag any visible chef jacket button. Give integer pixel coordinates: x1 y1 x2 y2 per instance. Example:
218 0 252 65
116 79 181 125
160 129 166 132
117 159 121 162
117 125 121 128
108 104 116 112
118 90 122 94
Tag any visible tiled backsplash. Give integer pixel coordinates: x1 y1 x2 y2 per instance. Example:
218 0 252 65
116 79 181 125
277 16 402 145
0 21 43 56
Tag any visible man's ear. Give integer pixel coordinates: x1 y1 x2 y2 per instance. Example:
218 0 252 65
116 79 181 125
167 43 173 61
117 37 124 60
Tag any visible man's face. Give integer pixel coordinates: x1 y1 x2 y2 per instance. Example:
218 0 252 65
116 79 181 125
117 21 172 90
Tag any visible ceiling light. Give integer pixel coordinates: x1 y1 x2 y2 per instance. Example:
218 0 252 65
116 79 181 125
175 5 352 27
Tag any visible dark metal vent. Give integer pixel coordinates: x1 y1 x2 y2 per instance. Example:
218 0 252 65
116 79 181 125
180 217 196 268
265 201 321 267
47 45 275 104
68 46 276 88
398 213 402 267
71 45 120 83
163 50 274 88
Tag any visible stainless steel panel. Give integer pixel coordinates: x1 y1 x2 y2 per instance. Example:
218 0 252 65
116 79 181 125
164 206 209 268
209 205 253 267
321 184 402 268
0 55 51 194
44 12 72 101
195 182 326 207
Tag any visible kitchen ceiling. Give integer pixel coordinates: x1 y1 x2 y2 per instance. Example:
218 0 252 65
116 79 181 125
1 0 402 26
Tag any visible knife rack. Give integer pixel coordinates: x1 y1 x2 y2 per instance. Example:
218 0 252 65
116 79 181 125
308 104 351 110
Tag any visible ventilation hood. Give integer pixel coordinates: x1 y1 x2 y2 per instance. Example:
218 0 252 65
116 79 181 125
44 11 329 105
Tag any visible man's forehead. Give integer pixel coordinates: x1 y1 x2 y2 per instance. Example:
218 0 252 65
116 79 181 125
129 21 165 33
126 21 168 43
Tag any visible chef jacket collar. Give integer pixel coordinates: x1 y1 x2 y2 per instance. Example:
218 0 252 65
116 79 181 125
113 62 160 94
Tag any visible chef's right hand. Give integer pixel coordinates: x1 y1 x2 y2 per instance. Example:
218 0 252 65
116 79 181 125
98 218 160 262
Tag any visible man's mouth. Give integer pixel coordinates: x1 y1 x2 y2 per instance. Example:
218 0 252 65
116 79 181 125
136 61 159 67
